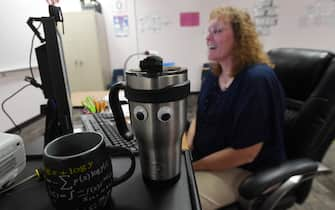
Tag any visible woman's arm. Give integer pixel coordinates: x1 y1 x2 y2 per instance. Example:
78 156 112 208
193 143 263 171
186 117 197 149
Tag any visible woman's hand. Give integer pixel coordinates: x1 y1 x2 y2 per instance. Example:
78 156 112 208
185 117 197 149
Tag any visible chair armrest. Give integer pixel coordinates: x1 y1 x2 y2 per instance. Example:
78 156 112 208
239 159 319 200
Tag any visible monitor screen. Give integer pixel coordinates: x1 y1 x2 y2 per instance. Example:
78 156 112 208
35 16 73 145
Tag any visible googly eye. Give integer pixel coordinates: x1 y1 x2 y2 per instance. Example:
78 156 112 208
157 106 172 122
134 106 147 121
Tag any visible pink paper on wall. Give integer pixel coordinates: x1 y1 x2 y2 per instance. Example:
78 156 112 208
180 12 200 27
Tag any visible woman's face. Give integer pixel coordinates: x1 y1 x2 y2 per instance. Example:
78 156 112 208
206 18 235 62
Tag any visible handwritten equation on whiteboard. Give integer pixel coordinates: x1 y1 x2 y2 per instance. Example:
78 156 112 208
299 0 335 27
252 0 279 36
138 15 173 33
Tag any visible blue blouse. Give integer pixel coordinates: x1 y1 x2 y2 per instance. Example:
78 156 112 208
192 64 286 172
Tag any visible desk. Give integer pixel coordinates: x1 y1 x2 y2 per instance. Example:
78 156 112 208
0 151 201 210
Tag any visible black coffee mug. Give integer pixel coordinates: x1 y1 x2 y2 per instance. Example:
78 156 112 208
43 132 135 210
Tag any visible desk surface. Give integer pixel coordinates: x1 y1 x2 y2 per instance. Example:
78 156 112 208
0 152 201 210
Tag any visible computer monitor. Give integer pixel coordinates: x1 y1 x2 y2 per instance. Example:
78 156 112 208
30 9 73 146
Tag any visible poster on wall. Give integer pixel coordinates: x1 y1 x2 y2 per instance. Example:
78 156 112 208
113 15 129 37
180 12 200 27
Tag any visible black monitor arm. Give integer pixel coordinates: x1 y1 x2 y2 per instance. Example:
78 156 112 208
27 5 64 43
27 17 45 43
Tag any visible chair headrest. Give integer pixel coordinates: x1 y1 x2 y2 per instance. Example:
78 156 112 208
268 48 334 101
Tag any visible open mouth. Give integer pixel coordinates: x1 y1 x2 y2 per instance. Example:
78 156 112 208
208 44 217 50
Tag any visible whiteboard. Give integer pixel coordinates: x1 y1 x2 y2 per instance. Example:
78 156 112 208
0 1 49 72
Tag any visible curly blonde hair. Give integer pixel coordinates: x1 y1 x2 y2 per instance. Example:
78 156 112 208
209 6 273 76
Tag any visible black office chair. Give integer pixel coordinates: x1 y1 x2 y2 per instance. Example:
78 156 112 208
220 48 335 210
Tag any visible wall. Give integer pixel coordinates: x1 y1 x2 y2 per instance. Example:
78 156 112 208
0 0 81 131
0 70 45 131
261 0 335 52
1 0 335 131
0 1 47 72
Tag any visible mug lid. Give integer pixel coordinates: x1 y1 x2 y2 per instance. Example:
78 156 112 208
126 66 187 78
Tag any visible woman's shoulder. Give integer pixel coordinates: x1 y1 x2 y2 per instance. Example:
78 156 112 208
203 70 217 81
201 70 217 88
240 64 277 83
244 64 274 77
234 64 281 93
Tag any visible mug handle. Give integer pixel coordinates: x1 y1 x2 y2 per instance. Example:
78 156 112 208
107 146 136 186
109 81 134 140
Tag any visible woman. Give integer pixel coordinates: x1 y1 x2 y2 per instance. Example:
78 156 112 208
186 6 286 210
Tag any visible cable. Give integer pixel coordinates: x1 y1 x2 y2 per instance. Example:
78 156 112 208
0 174 36 194
0 168 44 195
26 23 43 90
1 23 42 133
1 84 32 133
28 23 42 79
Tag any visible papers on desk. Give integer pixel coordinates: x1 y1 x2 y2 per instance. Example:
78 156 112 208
71 90 130 117
71 91 108 107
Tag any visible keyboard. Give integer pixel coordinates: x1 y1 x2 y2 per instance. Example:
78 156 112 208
80 112 139 154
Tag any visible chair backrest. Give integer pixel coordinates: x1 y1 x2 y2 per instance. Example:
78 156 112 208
268 48 335 203
268 48 335 161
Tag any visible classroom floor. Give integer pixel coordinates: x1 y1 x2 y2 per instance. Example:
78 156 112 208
18 94 335 210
